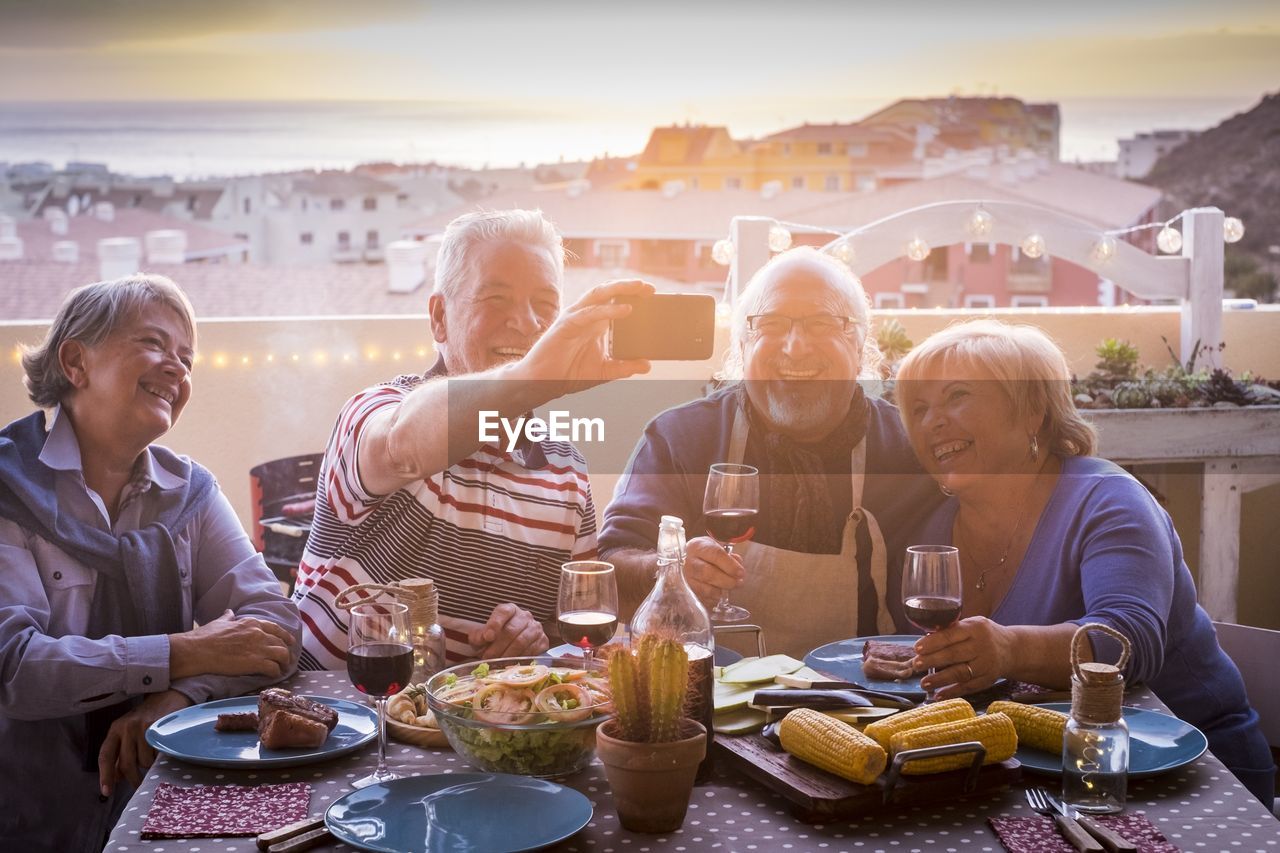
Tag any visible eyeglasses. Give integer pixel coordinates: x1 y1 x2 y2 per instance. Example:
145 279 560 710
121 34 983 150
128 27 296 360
746 313 856 338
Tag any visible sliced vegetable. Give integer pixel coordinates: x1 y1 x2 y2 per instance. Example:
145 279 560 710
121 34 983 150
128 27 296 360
471 684 538 724
485 663 550 687
533 683 591 722
713 707 768 735
719 654 806 684
713 681 759 713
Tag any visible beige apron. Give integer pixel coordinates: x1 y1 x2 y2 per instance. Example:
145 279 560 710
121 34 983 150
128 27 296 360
723 409 895 659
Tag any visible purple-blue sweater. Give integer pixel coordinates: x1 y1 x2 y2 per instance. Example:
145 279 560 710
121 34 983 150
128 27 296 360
910 454 1273 804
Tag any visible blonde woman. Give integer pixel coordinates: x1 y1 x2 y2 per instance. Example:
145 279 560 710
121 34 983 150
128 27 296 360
895 318 1272 806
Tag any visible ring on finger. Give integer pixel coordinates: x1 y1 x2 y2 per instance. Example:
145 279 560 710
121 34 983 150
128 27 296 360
960 662 975 682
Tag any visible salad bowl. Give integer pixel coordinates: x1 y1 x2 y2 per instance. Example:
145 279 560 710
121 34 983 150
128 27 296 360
425 655 613 778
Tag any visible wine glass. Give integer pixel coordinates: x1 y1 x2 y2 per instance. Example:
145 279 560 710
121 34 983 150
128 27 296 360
902 545 963 698
347 601 412 789
557 561 619 669
702 462 760 623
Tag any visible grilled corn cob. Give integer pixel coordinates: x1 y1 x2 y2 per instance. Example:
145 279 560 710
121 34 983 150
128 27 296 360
779 707 887 785
862 697 975 751
987 701 1067 755
888 711 1018 775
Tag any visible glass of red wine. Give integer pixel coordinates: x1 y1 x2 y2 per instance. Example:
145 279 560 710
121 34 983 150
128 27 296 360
902 545 963 699
702 462 760 623
346 600 412 788
557 561 619 669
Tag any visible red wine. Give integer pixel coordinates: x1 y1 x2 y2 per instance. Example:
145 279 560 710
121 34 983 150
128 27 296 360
704 509 757 545
904 596 962 632
557 610 619 649
685 646 716 784
347 642 413 697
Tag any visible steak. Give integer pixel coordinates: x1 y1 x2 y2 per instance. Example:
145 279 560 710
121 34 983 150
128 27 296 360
214 711 259 732
862 640 922 681
256 689 339 749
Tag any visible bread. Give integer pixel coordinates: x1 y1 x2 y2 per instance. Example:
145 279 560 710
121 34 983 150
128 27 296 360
256 689 339 750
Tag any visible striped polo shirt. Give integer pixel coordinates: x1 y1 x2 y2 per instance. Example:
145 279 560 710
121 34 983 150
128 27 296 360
293 368 598 669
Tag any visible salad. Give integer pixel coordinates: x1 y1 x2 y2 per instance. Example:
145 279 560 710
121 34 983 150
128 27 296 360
426 659 614 778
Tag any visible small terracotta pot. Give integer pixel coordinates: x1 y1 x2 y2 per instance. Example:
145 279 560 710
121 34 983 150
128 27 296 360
595 718 707 833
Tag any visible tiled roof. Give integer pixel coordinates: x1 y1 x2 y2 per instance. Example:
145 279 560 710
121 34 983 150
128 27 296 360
0 261 685 322
405 187 843 241
759 124 908 144
11 208 248 261
289 171 399 198
405 164 1160 240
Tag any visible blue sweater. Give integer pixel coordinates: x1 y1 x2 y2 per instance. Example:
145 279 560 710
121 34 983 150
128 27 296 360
912 454 1273 801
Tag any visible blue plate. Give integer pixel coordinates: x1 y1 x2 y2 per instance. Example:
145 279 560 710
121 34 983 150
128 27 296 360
146 694 377 769
547 642 742 666
1016 703 1208 778
326 772 593 852
804 634 927 700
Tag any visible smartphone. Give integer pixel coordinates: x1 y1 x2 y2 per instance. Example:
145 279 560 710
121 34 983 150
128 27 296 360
609 293 716 361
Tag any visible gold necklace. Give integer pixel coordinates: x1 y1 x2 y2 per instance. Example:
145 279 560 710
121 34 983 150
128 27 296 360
959 497 1030 591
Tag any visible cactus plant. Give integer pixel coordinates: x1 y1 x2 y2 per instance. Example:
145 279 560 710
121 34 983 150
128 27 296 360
606 634 690 743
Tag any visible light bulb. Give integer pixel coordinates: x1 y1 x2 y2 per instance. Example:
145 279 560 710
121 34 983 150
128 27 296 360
1223 217 1245 243
830 240 855 265
1020 234 1046 259
1156 226 1182 254
1091 235 1117 264
966 209 993 237
768 225 793 252
711 238 735 266
906 237 930 262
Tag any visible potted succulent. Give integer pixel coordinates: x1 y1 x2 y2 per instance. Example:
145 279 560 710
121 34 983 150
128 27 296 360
594 634 707 833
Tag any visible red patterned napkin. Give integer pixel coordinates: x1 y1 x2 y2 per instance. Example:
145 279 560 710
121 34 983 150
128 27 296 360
989 813 1179 853
141 782 311 839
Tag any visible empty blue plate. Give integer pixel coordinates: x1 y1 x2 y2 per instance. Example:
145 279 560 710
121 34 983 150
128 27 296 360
1016 703 1208 778
326 772 593 852
146 694 377 769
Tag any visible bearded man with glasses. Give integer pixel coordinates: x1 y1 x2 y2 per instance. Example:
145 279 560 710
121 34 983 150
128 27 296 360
601 247 941 657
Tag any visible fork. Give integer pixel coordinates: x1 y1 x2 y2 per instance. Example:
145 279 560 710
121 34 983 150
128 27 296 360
1025 786 1102 851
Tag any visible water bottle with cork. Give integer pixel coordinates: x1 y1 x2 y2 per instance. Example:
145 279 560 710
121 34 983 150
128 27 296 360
630 514 716 783
1063 623 1131 814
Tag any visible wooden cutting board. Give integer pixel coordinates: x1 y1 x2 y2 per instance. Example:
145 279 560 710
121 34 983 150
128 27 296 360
715 732 1021 822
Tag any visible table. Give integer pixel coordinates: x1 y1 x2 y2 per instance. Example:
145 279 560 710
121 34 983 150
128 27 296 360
108 671 1280 853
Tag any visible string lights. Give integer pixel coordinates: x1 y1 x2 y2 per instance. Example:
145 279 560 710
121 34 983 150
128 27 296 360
966 208 994 237
1020 233 1046 260
906 237 931 262
1156 226 1183 254
706 204 1246 270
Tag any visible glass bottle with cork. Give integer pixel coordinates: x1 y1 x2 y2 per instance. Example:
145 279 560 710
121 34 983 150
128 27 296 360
335 579 446 686
1063 622 1131 814
630 514 716 783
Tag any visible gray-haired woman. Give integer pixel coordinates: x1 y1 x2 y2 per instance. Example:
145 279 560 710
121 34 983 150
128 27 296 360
0 274 302 852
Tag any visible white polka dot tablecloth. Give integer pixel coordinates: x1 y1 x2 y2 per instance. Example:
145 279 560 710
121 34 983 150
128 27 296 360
106 672 1280 852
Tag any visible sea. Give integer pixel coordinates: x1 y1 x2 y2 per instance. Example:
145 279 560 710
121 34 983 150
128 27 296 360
0 97 1261 180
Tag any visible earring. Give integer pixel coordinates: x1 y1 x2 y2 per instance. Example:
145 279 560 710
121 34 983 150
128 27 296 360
939 483 955 497
1029 435 1039 460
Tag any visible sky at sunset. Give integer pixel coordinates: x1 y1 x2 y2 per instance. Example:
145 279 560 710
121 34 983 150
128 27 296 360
1 0 1278 167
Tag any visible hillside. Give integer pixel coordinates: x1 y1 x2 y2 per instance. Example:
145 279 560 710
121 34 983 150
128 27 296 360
1144 92 1280 261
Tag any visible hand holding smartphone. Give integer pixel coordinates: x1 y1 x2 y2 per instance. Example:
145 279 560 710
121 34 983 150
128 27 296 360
609 293 716 361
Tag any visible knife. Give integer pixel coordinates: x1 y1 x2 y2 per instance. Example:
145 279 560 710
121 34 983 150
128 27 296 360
1049 793 1136 853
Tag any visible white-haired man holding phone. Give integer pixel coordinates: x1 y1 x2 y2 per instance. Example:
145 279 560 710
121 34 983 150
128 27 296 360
293 209 650 667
